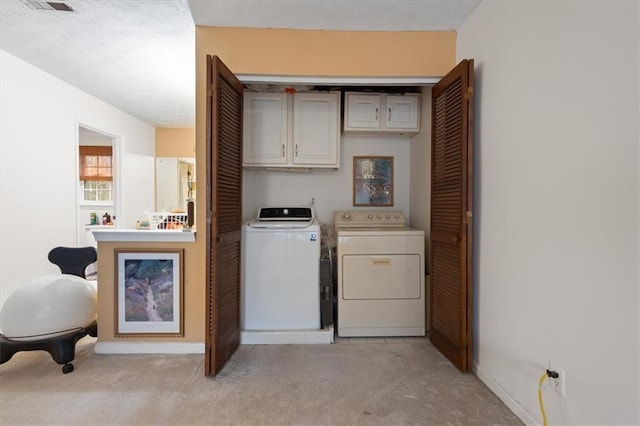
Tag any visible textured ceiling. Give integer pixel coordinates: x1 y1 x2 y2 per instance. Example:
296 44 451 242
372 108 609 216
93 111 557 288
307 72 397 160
0 0 195 127
0 0 480 128
188 0 480 31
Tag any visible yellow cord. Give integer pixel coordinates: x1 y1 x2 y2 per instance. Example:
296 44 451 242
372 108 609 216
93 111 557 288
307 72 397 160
538 372 548 426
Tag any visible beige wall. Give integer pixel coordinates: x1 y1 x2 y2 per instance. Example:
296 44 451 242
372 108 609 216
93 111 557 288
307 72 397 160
196 27 456 77
97 27 455 345
156 127 195 157
97 241 203 342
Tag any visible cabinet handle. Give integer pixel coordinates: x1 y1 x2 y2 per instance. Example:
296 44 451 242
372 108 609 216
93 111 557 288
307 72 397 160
295 144 298 157
281 144 285 157
388 107 392 121
375 107 378 121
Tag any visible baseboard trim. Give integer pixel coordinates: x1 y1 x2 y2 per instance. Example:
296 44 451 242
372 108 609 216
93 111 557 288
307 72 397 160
241 326 334 345
94 342 205 354
473 362 538 425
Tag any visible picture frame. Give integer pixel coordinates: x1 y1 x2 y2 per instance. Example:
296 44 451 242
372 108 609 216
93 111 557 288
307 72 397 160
353 156 394 206
115 249 184 337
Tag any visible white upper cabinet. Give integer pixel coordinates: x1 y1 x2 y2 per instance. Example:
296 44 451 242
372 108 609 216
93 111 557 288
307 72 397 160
243 92 288 166
344 92 420 136
384 95 420 132
293 92 340 166
344 93 382 130
243 91 340 168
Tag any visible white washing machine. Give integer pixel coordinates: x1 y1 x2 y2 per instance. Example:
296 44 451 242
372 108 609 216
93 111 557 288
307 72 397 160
241 207 331 344
334 210 425 337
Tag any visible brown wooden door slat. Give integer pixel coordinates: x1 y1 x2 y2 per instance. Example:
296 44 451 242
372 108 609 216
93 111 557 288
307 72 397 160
205 55 244 377
429 59 474 372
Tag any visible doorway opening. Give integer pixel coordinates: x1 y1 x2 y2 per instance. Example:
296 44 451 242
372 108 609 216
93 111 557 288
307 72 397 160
76 125 119 256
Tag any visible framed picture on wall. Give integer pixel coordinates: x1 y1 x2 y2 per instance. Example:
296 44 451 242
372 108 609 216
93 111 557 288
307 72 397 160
115 249 184 337
353 156 394 206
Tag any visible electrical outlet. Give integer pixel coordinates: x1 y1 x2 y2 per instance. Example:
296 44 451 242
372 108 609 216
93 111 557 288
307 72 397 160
548 362 566 396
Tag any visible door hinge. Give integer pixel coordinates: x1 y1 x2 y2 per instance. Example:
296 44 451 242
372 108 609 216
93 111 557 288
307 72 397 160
463 210 472 224
464 87 474 100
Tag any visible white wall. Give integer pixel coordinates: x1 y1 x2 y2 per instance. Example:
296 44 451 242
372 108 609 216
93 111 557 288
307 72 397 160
457 1 639 425
0 50 155 317
638 4 640 424
409 87 432 267
243 135 413 225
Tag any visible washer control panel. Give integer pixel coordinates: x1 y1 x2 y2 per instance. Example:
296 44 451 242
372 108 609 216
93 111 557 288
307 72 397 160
333 210 406 228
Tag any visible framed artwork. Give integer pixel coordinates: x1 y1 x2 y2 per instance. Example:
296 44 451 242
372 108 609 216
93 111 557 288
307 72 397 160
353 156 394 206
115 249 184 337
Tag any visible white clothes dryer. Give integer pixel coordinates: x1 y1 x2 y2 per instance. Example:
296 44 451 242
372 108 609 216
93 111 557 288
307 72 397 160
334 210 425 337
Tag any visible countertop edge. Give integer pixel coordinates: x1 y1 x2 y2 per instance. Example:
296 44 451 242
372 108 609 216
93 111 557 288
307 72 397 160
92 229 196 243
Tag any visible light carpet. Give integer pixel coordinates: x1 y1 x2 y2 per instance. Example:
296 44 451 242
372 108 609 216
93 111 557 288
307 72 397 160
0 336 523 425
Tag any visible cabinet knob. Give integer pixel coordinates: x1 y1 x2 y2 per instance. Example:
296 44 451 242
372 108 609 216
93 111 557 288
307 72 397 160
281 144 285 157
388 107 392 121
295 144 298 157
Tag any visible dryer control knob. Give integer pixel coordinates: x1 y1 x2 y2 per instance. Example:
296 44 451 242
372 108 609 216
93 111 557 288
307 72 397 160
283 208 289 215
385 214 391 219
367 215 373 219
342 213 352 221
376 214 382 219
394 214 400 219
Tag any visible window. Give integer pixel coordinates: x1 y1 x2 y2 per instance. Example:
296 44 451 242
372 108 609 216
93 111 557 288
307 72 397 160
80 146 113 203
83 180 112 202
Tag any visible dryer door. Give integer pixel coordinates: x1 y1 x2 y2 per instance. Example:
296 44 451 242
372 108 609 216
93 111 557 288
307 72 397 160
342 254 422 300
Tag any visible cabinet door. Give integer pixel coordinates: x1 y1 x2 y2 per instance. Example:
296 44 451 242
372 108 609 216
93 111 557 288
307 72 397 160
344 93 381 131
293 92 340 167
384 94 420 132
243 92 288 165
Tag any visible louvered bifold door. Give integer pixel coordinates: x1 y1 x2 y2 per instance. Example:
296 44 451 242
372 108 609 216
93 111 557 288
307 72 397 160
205 56 244 377
429 59 474 372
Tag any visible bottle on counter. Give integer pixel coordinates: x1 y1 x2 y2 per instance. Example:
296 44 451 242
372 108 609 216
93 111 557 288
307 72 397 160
102 212 111 225
90 213 98 225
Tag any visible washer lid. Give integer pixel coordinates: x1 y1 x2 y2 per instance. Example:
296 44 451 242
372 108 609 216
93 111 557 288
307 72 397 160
248 219 318 229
